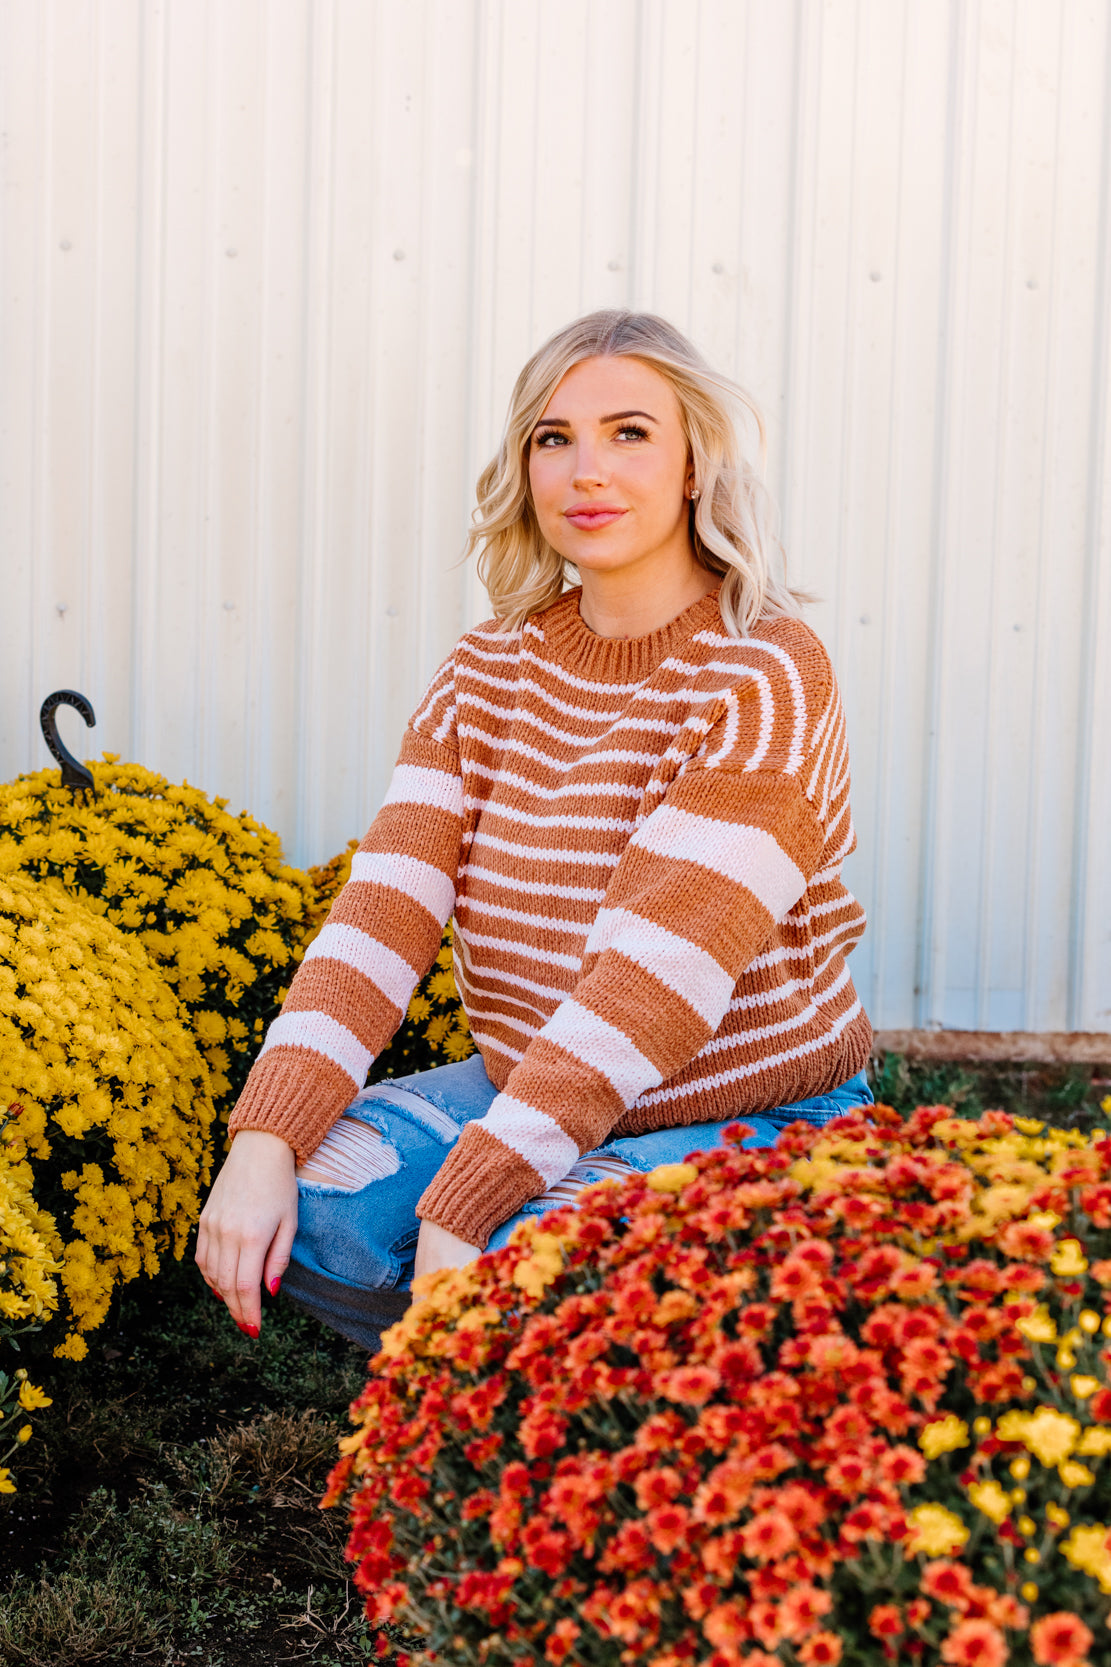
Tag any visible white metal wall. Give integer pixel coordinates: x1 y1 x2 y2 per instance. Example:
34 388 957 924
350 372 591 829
1 0 1108 1035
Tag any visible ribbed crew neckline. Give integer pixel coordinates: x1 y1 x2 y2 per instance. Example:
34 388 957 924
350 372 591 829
535 585 723 683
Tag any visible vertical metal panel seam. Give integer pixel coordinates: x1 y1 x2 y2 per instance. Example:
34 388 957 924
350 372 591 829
129 0 168 765
868 0 914 1024
1021 0 1070 1027
915 0 967 1027
973 6 1021 1028
1068 5 1111 1027
294 0 338 862
29 2 53 761
244 0 273 822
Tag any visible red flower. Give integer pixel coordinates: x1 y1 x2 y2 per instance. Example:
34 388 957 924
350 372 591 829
1089 1387 1111 1422
659 1365 721 1405
922 1560 975 1609
1031 1612 1094 1667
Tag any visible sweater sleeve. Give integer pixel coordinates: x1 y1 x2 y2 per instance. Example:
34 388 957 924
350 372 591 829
416 687 828 1247
227 668 463 1161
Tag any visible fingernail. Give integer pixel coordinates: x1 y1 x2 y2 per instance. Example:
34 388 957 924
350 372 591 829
268 1276 281 1297
242 1323 259 1340
210 1288 224 1303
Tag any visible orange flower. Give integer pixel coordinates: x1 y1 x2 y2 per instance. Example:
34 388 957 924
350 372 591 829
797 1630 843 1664
1031 1612 1094 1667
544 1618 581 1664
740 1508 797 1562
647 1502 691 1555
868 1604 903 1638
778 1583 832 1639
702 1600 748 1650
922 1560 976 1609
634 1466 684 1512
940 1619 1008 1667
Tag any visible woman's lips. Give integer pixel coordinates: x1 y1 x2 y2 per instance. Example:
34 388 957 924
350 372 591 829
563 506 627 529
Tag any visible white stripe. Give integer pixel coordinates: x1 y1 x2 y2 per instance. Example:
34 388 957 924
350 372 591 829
634 999 864 1107
259 1011 370 1086
699 963 852 1053
466 829 621 866
302 924 420 1012
464 764 642 802
746 917 866 972
631 805 806 920
464 800 636 832
455 949 574 1010
478 1094 580 1187
457 897 590 936
454 925 582 970
349 850 456 922
468 1026 526 1063
409 667 455 728
382 764 464 818
584 906 735 1026
460 689 676 748
432 701 456 745
456 724 660 773
541 999 663 1107
462 863 607 901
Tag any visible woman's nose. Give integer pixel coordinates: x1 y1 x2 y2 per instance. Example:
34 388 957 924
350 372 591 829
571 439 606 488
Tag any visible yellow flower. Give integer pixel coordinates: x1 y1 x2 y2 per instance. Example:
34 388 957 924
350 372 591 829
0 1469 14 1494
647 1163 698 1194
1050 1238 1089 1277
919 1415 970 1459
1018 1516 1036 1536
15 1425 31 1444
1076 1428 1111 1457
1061 1522 1111 1593
512 1232 565 1299
1079 1310 1102 1334
1010 1456 1031 1480
1015 1305 1057 1343
967 1480 1012 1524
1020 1582 1039 1602
905 1504 969 1557
997 1406 1080 1468
1072 1376 1100 1400
1046 1503 1070 1528
1059 1461 1096 1488
16 1380 51 1411
1014 1117 1045 1134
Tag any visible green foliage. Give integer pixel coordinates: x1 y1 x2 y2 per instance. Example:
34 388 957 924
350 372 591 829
869 1051 1106 1132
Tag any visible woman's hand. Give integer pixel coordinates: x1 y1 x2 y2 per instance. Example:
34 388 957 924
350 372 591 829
413 1219 481 1285
195 1131 298 1336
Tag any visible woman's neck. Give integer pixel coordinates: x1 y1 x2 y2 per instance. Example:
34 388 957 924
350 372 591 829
577 561 719 640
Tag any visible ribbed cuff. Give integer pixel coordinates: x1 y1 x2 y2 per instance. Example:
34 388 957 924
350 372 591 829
416 1122 546 1250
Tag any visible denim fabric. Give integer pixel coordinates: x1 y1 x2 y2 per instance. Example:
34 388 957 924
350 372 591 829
282 1051 873 1349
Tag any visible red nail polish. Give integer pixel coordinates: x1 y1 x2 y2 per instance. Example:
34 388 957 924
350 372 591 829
245 1323 260 1340
211 1288 224 1303
268 1276 281 1297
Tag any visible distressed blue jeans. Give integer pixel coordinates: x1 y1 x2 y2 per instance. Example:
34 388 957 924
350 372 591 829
282 1051 873 1350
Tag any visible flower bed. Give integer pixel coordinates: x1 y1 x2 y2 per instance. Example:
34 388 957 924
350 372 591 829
0 874 214 1360
0 759 316 1117
328 1102 1111 1667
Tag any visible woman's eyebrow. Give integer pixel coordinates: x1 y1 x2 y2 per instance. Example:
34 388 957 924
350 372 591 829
533 409 658 429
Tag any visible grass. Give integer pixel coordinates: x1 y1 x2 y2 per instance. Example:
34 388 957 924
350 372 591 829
1 1057 1107 1665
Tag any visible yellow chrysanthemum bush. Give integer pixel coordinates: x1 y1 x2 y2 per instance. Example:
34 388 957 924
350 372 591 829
0 759 316 1117
328 1101 1111 1667
0 874 214 1361
0 1101 58 1491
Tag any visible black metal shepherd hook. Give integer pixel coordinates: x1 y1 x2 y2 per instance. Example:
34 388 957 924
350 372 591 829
40 690 97 797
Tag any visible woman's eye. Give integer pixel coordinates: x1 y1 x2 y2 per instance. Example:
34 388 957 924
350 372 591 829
616 424 649 442
533 430 567 448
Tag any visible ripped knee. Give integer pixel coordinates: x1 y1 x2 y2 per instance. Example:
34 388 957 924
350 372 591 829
296 1115 402 1189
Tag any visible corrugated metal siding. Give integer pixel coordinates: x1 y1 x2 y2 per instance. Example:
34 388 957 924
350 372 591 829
1 0 1108 1034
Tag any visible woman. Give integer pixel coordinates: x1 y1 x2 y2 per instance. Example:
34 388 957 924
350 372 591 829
196 310 873 1348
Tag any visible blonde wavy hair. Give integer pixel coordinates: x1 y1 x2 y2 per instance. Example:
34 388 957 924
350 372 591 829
468 310 807 636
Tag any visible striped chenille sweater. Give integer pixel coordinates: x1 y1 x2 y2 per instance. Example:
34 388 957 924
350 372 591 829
229 586 871 1246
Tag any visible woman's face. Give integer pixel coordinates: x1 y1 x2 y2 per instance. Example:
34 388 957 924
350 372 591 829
528 355 694 583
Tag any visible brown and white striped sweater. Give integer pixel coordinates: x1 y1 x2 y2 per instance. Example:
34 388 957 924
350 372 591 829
229 587 871 1246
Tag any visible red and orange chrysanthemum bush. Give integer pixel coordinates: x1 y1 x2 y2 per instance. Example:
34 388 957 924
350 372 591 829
327 1104 1111 1667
